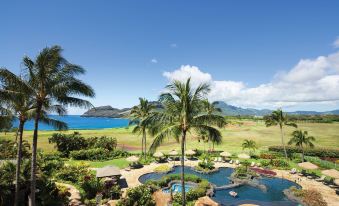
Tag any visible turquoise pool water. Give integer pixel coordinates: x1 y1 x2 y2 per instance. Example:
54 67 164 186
139 166 300 206
162 183 193 193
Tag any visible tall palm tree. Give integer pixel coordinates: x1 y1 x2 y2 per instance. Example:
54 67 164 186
129 98 155 158
0 68 68 206
149 78 226 206
22 46 95 206
202 100 224 150
264 109 297 159
242 139 257 153
288 130 315 162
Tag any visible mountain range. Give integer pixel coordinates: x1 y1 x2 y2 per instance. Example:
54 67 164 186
81 101 339 118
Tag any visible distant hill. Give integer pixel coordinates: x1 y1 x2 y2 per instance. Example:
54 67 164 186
81 101 162 118
82 101 339 118
213 101 272 116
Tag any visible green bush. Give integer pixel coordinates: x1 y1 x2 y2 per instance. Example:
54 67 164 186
0 139 31 159
49 132 88 156
54 164 90 183
305 156 336 169
269 146 339 158
70 148 110 160
116 185 155 206
87 136 117 151
197 153 215 171
80 174 104 200
271 159 289 168
260 159 270 167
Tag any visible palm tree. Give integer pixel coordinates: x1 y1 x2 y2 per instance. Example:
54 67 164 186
149 78 226 206
288 130 315 162
129 98 155 158
22 46 95 206
202 100 224 150
0 68 68 206
242 139 257 153
264 109 297 159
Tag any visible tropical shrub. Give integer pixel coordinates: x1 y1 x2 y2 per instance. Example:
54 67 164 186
154 165 172 173
80 174 104 200
269 146 339 158
197 153 215 171
271 159 289 168
305 156 337 169
116 185 156 206
49 132 88 156
0 139 30 159
289 187 327 206
70 148 110 160
260 159 270 167
87 136 117 151
54 163 90 183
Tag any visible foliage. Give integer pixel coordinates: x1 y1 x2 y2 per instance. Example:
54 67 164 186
0 139 30 159
242 139 257 152
0 160 70 205
49 132 119 158
70 148 110 160
196 153 215 171
54 163 91 183
259 159 289 168
80 174 104 200
154 165 172 173
264 109 297 158
304 156 337 169
129 97 156 156
0 115 13 133
290 187 327 206
116 185 156 206
288 130 315 162
87 136 117 151
49 132 88 156
268 146 339 158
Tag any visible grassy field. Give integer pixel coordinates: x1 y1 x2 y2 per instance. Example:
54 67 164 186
1 120 338 154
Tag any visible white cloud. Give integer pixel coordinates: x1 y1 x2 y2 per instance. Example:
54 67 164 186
162 52 339 110
170 43 177 48
151 58 158 64
333 37 339 48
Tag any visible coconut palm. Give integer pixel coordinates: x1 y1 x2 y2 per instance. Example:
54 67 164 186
264 109 297 158
148 78 226 206
129 98 155 158
22 46 95 206
0 68 68 206
202 100 224 150
242 139 257 153
288 130 315 162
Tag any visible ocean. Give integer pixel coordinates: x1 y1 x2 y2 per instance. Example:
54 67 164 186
13 115 129 131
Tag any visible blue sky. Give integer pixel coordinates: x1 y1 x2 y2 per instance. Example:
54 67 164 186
1 0 339 114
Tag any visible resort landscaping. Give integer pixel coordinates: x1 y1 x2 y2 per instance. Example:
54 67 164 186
1 46 339 206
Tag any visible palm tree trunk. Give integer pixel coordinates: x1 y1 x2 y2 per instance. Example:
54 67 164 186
141 132 144 157
280 125 288 159
301 146 305 162
15 120 24 206
29 103 42 206
181 130 186 206
143 128 147 158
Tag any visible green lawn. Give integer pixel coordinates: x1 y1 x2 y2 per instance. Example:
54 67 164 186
1 121 338 154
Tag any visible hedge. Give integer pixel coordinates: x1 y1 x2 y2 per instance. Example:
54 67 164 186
70 148 129 161
268 146 339 158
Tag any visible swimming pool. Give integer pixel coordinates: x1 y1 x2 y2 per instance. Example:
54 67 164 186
139 166 300 206
162 183 194 193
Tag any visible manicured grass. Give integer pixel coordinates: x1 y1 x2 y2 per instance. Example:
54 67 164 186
66 158 129 168
1 121 338 154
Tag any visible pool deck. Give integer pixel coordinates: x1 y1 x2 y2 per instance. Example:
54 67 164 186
119 160 339 206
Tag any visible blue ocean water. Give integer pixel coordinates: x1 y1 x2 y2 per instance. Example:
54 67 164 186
13 115 129 130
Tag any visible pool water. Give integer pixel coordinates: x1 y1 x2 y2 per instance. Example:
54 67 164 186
162 183 193 193
139 166 300 205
